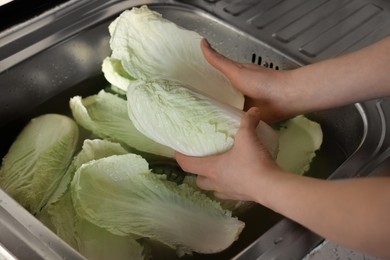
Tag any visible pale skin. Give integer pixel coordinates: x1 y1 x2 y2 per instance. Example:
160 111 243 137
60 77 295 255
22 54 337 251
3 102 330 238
176 36 390 258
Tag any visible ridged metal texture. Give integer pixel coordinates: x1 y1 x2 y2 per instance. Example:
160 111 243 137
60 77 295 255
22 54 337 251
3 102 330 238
188 0 390 64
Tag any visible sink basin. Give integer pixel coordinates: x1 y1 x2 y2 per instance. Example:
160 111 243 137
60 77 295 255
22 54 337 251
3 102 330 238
0 0 388 259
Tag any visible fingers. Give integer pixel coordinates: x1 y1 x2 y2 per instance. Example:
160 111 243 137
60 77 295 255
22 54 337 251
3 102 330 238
201 39 243 78
239 107 262 131
201 39 270 99
175 151 215 177
195 175 214 191
176 152 223 192
213 191 233 200
197 177 238 201
176 108 262 176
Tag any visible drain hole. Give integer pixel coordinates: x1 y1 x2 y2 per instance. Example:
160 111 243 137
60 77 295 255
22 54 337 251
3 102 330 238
251 53 256 63
257 56 262 65
251 53 279 70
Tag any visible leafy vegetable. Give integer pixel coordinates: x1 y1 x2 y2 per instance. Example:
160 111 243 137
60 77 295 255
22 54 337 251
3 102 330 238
0 114 78 214
102 57 133 96
102 6 277 157
77 219 145 260
42 191 79 249
40 139 145 260
43 190 145 260
182 115 323 213
103 5 245 109
276 115 323 174
69 90 174 158
0 6 324 259
127 79 278 157
71 154 245 255
183 175 253 214
46 138 129 206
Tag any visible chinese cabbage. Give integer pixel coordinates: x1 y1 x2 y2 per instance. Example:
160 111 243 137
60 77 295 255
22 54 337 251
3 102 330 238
0 114 78 214
127 79 278 157
77 219 145 260
102 57 133 96
47 138 128 205
103 5 244 109
69 90 174 158
276 115 323 174
71 154 245 255
41 139 145 259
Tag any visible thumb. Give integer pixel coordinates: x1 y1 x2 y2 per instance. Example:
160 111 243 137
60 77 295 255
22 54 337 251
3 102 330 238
201 39 243 79
235 107 266 150
240 107 279 158
239 107 262 131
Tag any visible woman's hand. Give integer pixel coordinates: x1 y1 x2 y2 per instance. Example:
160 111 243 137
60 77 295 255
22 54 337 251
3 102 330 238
176 108 390 259
201 35 390 123
201 39 294 122
176 37 390 259
175 107 285 202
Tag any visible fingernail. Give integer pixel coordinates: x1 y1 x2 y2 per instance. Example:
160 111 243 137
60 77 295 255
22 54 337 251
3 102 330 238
248 107 261 115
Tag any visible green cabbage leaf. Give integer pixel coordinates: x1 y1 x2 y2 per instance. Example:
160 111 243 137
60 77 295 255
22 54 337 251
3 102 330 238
103 5 244 109
40 139 145 260
46 138 129 206
127 79 278 157
69 90 174 158
0 114 78 214
102 5 277 157
102 57 133 96
71 154 245 255
77 218 145 260
43 186 145 260
276 115 323 174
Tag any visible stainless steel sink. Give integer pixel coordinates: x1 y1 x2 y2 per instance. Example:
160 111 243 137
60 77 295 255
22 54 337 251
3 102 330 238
1 0 390 259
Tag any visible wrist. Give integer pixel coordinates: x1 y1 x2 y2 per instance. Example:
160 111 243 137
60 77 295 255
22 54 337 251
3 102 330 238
249 166 292 207
274 69 309 118
248 69 302 122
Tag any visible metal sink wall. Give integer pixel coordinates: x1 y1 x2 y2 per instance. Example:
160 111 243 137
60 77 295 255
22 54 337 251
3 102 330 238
0 0 389 259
